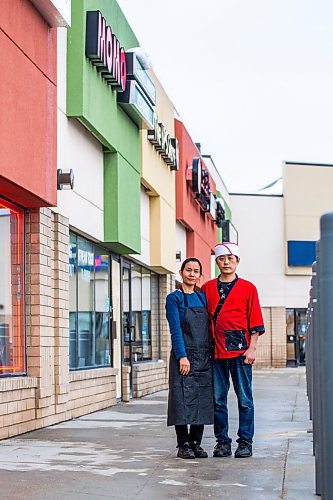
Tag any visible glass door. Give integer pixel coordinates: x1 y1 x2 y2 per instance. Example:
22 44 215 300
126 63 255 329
112 258 122 399
122 263 135 396
295 309 307 366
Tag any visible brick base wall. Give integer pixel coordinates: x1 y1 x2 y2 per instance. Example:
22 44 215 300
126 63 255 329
159 274 175 386
255 306 287 368
0 209 118 440
132 360 167 398
0 209 179 440
69 368 117 418
0 377 38 439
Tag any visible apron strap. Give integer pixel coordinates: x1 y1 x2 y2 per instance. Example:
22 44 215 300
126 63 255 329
180 288 205 308
195 290 206 307
180 288 189 307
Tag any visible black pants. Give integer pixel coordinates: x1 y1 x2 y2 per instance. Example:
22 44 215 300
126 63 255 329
175 424 204 446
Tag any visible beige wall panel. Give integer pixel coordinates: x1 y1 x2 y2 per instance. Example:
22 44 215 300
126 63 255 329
285 215 321 241
129 187 150 266
150 196 176 273
141 71 176 272
283 163 333 275
285 275 311 308
284 164 333 219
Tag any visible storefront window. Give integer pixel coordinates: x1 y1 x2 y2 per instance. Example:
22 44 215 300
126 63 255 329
69 233 111 369
0 198 25 375
127 264 154 362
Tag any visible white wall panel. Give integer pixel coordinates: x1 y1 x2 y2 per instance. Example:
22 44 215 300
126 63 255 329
55 109 104 241
175 221 187 275
55 24 104 241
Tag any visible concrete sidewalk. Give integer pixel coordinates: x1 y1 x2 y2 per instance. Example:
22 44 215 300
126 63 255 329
0 368 315 499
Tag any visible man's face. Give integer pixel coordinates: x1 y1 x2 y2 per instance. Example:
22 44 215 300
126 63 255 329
216 254 239 275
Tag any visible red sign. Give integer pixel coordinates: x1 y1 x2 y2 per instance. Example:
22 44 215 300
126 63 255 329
86 11 127 92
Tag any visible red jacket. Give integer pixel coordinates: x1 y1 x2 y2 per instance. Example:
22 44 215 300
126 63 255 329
201 278 265 359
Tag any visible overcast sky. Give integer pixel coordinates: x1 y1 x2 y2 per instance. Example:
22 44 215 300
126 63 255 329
117 0 333 193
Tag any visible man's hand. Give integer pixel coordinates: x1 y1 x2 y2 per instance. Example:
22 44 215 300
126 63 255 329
179 357 190 375
243 347 256 365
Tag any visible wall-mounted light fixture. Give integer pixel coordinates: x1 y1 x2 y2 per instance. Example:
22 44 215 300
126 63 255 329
176 250 182 262
57 169 74 190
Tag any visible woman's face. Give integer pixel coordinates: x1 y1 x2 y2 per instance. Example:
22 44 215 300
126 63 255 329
180 261 201 286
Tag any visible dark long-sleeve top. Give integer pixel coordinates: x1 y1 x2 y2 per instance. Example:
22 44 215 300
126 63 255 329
165 289 207 360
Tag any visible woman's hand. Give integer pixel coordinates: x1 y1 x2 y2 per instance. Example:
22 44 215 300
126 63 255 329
179 357 190 375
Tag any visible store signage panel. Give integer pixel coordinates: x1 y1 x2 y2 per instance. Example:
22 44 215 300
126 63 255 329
210 192 217 218
148 115 179 170
190 157 222 214
215 200 225 227
191 157 210 211
126 53 156 105
118 80 155 129
192 157 202 194
86 11 127 92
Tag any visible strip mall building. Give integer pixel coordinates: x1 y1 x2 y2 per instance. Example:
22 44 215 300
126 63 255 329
0 0 225 439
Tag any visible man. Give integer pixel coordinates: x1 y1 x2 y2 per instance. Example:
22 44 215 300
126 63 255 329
201 242 264 458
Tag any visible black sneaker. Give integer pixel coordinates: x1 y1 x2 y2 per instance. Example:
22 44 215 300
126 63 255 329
213 441 232 457
177 442 196 459
234 440 252 458
191 442 208 458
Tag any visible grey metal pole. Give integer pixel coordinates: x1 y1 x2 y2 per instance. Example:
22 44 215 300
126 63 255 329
312 257 322 495
318 213 333 499
307 269 314 420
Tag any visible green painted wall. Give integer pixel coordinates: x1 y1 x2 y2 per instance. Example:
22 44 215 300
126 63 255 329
67 0 141 253
104 152 140 253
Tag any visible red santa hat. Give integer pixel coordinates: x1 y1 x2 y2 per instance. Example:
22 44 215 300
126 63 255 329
215 242 240 258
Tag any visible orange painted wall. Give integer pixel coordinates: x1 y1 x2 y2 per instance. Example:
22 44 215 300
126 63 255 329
175 119 217 281
0 0 57 207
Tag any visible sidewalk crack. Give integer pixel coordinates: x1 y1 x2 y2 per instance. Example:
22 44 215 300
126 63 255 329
280 372 301 498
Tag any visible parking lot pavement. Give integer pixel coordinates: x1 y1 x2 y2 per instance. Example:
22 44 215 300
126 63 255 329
0 367 315 499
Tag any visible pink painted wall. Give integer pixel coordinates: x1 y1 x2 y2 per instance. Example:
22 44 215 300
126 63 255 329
0 0 57 207
175 119 217 281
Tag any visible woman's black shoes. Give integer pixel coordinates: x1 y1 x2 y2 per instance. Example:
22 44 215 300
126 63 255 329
191 442 208 458
177 442 195 459
177 442 208 459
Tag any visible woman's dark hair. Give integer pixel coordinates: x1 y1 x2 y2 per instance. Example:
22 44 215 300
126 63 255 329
180 257 203 275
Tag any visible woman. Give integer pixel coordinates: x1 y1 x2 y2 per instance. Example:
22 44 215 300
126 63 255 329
166 258 214 459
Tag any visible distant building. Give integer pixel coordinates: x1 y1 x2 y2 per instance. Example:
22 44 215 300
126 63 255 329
230 161 333 367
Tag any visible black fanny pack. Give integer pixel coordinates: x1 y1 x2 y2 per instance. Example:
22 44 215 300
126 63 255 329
225 330 248 351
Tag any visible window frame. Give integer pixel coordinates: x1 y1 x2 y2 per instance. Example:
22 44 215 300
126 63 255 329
0 197 26 377
69 231 112 371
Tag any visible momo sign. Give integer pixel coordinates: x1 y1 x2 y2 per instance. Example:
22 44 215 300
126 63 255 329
148 115 179 170
86 11 127 92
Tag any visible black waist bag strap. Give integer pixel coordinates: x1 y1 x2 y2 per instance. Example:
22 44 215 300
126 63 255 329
213 296 226 325
213 279 237 325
